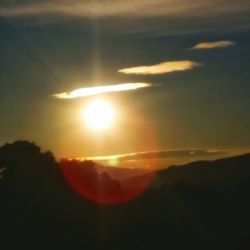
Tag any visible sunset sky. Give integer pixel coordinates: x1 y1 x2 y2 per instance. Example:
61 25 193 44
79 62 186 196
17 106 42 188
0 0 249 168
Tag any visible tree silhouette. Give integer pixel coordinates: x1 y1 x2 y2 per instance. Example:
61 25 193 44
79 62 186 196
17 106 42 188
1 140 250 250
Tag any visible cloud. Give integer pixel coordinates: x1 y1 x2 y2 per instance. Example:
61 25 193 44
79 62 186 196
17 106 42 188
85 149 226 162
53 82 152 99
118 149 225 161
0 1 249 35
82 150 250 168
0 0 249 18
118 60 202 75
190 40 236 50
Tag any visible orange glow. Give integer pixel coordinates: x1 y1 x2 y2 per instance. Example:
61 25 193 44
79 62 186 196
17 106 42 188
60 107 160 205
60 159 156 205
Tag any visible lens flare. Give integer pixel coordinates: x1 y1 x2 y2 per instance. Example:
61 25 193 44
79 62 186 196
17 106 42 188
60 159 156 205
60 108 160 205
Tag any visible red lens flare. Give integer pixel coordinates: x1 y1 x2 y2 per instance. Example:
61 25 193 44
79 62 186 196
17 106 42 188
60 159 156 205
60 110 160 205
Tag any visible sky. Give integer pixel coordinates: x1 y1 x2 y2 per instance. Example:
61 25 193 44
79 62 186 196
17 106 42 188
0 0 250 168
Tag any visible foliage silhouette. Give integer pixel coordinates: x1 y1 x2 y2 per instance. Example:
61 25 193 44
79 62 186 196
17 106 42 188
1 140 250 250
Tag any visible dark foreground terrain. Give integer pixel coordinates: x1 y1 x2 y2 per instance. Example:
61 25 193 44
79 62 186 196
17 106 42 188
1 141 250 250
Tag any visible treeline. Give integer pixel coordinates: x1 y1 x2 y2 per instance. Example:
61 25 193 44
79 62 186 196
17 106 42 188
1 140 250 250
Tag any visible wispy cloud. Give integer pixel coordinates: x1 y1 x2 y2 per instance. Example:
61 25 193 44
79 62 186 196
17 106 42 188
118 60 202 75
190 40 236 50
80 149 250 168
53 82 151 99
83 149 226 161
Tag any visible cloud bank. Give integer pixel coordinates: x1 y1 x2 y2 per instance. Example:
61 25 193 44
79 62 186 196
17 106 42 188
53 82 151 99
0 0 249 18
0 1 249 35
190 40 236 50
118 60 202 75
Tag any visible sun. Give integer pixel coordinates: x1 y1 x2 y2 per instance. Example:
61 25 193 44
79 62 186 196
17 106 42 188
83 99 115 131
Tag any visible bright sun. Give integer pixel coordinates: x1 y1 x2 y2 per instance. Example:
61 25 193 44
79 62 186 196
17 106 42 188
83 99 115 131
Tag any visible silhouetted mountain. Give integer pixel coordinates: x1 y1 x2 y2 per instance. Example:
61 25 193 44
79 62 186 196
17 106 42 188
95 162 152 181
1 141 250 250
123 153 250 189
154 153 250 187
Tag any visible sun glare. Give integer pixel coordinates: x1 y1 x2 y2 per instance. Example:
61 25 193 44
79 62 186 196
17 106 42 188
84 99 115 131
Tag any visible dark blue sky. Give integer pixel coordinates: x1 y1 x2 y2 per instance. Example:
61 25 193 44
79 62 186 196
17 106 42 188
0 0 249 165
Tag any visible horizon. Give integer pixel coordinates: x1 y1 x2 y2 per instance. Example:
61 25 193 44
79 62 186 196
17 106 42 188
0 1 250 169
1 139 250 170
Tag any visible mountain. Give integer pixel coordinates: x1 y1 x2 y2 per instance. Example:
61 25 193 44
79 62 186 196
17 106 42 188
123 153 250 189
153 153 250 187
94 162 152 181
